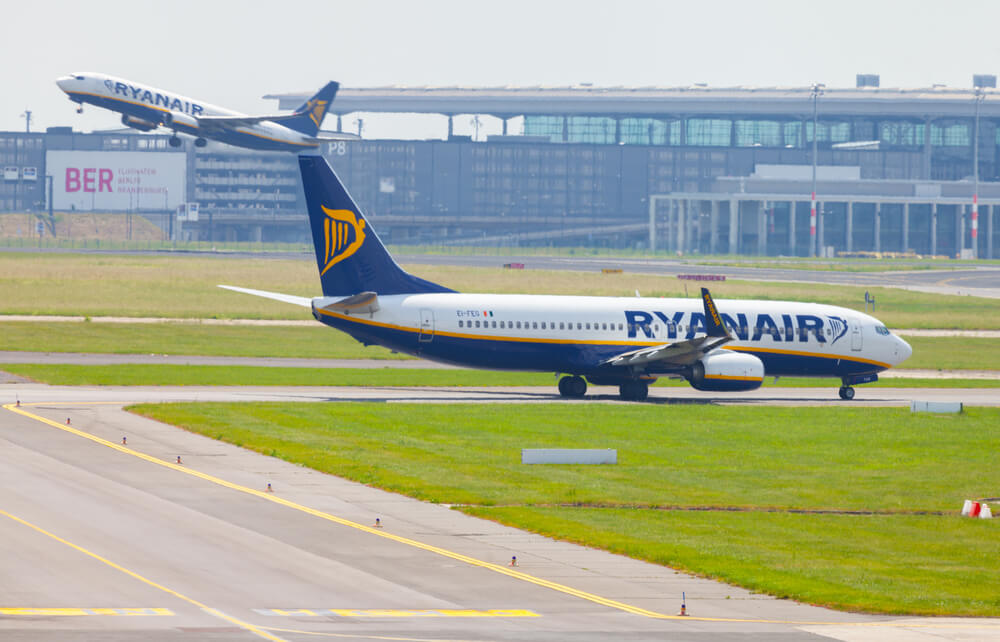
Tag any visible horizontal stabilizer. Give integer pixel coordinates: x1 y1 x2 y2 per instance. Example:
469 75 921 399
319 291 380 315
218 285 312 308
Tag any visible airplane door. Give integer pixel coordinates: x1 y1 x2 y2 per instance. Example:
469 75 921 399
851 321 863 351
419 308 434 343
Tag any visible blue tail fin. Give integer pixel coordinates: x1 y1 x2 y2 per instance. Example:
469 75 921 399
281 82 339 137
299 154 455 296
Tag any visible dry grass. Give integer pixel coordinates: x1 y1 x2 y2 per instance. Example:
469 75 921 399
0 212 164 241
0 252 996 328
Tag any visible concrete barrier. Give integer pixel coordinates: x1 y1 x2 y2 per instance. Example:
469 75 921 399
910 401 963 413
521 449 617 464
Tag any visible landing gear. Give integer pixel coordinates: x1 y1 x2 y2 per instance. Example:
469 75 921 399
194 137 207 148
839 386 855 401
619 380 649 402
75 104 83 114
168 135 182 148
558 375 587 398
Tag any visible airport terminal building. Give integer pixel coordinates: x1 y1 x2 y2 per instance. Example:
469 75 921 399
2 76 999 258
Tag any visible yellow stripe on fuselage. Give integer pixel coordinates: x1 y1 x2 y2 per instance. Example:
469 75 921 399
66 91 318 148
316 308 888 368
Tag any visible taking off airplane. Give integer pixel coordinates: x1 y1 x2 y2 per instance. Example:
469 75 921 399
222 154 913 401
56 73 355 152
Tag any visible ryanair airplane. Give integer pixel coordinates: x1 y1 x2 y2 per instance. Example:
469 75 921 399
222 155 913 401
56 73 355 152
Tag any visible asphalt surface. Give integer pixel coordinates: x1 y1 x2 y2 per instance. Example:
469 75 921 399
3 387 1000 642
396 254 1000 298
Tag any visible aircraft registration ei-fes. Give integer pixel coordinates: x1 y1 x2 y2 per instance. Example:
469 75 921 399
222 155 913 401
56 72 355 152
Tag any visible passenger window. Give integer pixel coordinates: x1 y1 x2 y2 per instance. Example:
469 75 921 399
618 323 623 331
492 321 497 328
475 320 480 328
516 321 521 329
541 322 547 329
577 322 582 330
585 323 591 330
458 320 463 328
532 321 538 329
653 324 659 333
559 322 565 330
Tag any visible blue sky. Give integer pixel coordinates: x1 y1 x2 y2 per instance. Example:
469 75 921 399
3 0 999 137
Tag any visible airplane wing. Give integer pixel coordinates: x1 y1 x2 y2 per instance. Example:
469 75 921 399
194 114 297 130
601 287 732 369
218 285 312 308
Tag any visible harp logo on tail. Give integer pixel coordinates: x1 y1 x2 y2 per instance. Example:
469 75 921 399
320 205 366 275
307 99 328 127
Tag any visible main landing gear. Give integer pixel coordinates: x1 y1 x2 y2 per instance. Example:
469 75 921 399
558 375 587 398
168 135 182 148
619 380 649 402
838 385 856 401
194 137 207 148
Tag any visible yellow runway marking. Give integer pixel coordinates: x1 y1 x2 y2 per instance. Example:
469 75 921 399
0 607 173 616
0 504 286 641
5 402 1000 630
254 609 538 618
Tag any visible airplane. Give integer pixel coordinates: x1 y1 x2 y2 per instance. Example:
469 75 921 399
55 72 355 152
221 154 913 401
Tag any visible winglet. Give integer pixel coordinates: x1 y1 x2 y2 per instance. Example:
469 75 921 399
701 287 729 338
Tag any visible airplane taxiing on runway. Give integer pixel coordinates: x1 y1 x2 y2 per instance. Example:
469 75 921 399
56 72 355 152
222 154 913 401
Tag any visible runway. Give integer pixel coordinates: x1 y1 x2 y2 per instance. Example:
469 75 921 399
3 390 1000 642
397 254 1000 299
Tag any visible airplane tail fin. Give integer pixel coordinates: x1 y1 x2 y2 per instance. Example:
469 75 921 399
281 81 339 136
299 154 455 297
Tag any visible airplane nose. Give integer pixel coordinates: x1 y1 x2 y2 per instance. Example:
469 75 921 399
55 76 74 90
894 335 912 364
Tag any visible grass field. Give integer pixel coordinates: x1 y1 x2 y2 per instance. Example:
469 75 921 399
5 363 1000 388
0 321 407 360
1 252 998 328
0 322 996 372
129 402 1000 615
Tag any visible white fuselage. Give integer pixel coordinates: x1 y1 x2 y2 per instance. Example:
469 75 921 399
56 72 318 152
312 292 912 377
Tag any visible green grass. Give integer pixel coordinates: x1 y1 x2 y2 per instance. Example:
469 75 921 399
128 403 1000 615
1 252 998 328
462 507 1000 616
1 364 550 387
4 363 999 388
1 321 998 374
0 322 408 360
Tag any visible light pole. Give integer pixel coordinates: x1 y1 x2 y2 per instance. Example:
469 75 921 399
972 86 985 259
809 83 824 257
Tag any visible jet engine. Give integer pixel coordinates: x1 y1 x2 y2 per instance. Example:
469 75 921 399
121 114 158 132
162 111 198 129
687 351 764 392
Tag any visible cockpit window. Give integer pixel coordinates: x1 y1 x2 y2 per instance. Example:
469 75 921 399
75 75 85 80
875 325 890 336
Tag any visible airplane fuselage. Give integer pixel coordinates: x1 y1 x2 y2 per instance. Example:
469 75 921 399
311 293 910 380
56 73 320 152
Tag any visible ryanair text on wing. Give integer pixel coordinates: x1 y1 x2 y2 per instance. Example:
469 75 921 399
624 310 849 344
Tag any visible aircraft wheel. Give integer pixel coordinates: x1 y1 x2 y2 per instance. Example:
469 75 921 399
619 380 649 402
168 136 182 148
839 386 855 400
559 375 586 398
194 137 207 148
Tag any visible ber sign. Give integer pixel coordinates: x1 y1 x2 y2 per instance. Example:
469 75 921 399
46 151 186 211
